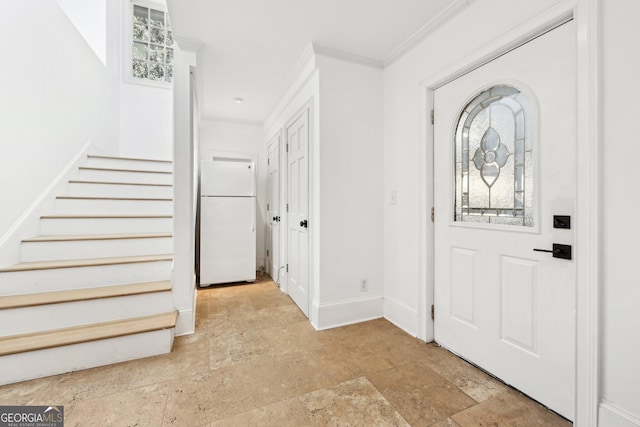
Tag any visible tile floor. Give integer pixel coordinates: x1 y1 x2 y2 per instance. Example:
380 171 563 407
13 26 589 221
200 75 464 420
0 276 572 426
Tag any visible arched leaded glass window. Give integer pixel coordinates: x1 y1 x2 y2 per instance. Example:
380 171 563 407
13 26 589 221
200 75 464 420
455 85 533 227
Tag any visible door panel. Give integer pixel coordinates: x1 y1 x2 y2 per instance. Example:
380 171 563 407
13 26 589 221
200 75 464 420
434 22 576 420
287 110 309 316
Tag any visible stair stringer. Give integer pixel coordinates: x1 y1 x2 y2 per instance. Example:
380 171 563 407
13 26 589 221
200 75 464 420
0 143 98 267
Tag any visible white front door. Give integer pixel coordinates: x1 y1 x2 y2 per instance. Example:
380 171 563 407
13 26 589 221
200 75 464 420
434 22 576 420
287 110 310 316
266 134 281 281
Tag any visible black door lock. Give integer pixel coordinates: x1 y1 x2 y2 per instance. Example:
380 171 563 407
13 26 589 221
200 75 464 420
533 244 572 260
553 215 571 229
300 220 308 228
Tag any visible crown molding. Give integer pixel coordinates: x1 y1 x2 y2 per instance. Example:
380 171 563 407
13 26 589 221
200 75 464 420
312 43 383 69
384 0 475 67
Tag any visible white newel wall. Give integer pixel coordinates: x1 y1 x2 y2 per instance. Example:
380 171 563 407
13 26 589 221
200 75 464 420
599 0 640 425
199 119 267 269
0 0 119 263
119 85 173 160
172 43 198 336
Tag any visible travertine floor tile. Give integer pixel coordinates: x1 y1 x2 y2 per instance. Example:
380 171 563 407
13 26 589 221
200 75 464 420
412 347 508 403
211 377 409 427
163 351 334 426
0 376 54 406
368 360 477 426
65 383 169 427
41 362 138 405
0 277 573 427
451 389 571 427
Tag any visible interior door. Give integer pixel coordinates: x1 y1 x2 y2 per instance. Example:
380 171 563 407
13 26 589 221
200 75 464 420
287 110 310 316
434 22 576 420
266 134 281 281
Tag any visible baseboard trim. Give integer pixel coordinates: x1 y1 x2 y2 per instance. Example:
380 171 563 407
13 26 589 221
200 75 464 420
0 143 93 267
383 297 420 338
599 401 640 427
315 295 383 331
175 307 195 336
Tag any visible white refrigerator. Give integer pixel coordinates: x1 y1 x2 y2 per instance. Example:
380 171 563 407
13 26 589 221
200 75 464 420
199 158 256 286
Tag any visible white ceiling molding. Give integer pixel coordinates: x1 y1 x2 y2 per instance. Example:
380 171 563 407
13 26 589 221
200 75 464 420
383 0 476 67
312 43 384 69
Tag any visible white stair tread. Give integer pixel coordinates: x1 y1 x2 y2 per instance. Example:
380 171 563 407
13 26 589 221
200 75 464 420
0 311 178 356
69 180 172 187
0 254 172 272
56 196 172 201
79 166 172 174
88 154 172 164
23 233 172 243
41 214 172 219
0 281 171 309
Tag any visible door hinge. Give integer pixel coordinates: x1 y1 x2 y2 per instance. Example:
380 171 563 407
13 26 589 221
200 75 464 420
431 207 435 222
431 305 435 320
286 203 289 212
267 203 270 211
267 158 270 165
431 110 435 125
286 143 289 153
286 264 289 272
267 249 269 256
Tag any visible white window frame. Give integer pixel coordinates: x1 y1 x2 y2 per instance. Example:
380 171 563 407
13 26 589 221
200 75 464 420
122 0 173 89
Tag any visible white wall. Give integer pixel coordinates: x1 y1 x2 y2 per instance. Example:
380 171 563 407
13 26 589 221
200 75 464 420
57 0 107 64
599 0 640 424
0 0 118 245
382 0 562 337
119 84 173 160
199 119 267 269
315 55 384 307
111 0 174 160
264 48 384 329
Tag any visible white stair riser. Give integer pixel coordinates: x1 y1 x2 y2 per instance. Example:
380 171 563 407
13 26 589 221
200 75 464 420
0 260 172 294
67 182 173 198
40 217 172 235
77 169 172 185
87 157 173 172
0 329 173 386
1 292 174 336
55 198 172 215
21 237 173 262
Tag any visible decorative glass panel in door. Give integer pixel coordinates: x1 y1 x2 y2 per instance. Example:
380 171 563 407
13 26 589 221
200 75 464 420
454 85 533 226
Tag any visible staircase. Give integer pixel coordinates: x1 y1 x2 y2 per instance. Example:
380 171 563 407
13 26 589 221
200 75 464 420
0 155 177 385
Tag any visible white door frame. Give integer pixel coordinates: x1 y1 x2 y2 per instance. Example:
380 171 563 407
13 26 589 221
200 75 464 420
266 130 282 282
418 0 600 424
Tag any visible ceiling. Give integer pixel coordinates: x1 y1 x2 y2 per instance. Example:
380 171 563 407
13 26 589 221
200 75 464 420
167 0 460 124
